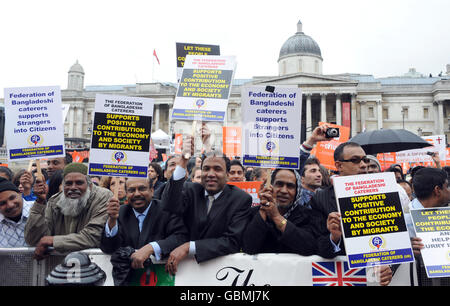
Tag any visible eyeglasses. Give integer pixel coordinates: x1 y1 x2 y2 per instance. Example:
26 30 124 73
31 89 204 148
338 156 371 164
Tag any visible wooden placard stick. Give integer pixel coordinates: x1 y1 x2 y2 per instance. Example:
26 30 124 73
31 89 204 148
265 168 272 188
27 159 34 172
112 176 119 199
184 120 197 160
35 159 46 182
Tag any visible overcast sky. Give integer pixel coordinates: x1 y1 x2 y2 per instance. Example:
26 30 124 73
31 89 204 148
1 0 449 97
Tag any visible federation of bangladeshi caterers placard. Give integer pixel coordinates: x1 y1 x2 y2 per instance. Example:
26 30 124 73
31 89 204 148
333 172 414 268
4 86 65 161
241 86 302 169
88 94 154 178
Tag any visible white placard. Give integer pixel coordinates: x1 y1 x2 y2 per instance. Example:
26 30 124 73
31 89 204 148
241 86 302 169
172 55 236 122
410 207 450 278
88 94 154 178
4 86 65 161
396 135 446 163
334 172 414 268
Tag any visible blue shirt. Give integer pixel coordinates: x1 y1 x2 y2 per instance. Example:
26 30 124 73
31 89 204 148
0 200 33 247
105 201 162 260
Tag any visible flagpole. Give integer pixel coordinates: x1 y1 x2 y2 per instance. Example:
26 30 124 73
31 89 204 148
152 55 155 82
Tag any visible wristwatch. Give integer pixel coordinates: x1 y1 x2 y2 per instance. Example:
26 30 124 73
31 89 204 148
281 218 287 225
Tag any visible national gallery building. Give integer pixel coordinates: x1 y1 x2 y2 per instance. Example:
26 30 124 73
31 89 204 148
4 20 450 149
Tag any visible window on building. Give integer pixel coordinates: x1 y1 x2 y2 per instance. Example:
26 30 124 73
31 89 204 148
402 107 409 119
368 106 374 118
382 108 389 120
315 60 319 73
229 108 237 121
423 107 429 119
298 59 303 72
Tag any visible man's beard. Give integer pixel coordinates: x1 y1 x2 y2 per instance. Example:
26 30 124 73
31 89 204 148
57 187 91 217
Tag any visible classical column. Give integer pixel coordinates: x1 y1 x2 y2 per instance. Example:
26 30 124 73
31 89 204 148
321 93 327 123
437 101 445 135
336 94 342 125
376 100 383 130
68 106 75 138
359 101 367 132
306 94 312 138
351 94 357 137
76 107 84 137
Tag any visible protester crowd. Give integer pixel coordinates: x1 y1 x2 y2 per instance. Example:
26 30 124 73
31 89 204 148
0 124 449 286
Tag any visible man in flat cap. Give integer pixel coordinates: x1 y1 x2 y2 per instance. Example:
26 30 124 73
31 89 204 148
0 177 34 247
25 163 113 260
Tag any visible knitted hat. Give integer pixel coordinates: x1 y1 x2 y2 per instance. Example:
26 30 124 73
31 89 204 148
366 155 381 171
63 163 88 177
0 177 20 193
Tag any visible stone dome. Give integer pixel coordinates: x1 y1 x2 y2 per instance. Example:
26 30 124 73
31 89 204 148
69 60 84 74
278 20 322 61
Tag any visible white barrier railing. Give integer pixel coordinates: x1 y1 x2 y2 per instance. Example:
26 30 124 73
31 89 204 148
0 248 417 286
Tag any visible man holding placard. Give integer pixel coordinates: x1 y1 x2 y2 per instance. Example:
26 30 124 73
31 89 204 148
406 168 450 284
25 163 112 259
163 141 252 275
308 142 399 286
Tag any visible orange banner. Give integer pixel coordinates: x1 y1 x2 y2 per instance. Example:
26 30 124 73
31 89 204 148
67 150 90 163
311 122 350 171
227 181 262 207
376 152 397 171
174 134 183 155
223 127 241 159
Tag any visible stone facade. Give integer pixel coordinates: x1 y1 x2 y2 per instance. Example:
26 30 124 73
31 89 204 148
2 20 450 150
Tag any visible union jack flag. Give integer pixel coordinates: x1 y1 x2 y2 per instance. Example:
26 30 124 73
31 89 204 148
312 261 367 286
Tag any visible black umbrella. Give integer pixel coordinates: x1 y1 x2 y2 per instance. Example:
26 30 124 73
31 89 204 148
349 129 433 155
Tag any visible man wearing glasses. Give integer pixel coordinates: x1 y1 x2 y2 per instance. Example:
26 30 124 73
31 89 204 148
308 142 393 286
100 177 187 273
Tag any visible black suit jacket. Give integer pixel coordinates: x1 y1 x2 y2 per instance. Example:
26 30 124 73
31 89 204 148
163 178 252 263
308 186 346 258
242 205 317 256
100 199 188 258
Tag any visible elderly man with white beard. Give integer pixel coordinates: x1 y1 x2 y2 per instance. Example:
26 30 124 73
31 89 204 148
25 163 112 260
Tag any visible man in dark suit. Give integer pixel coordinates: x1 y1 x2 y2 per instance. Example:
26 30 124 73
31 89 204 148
308 142 393 286
242 169 316 256
100 177 187 270
163 149 252 275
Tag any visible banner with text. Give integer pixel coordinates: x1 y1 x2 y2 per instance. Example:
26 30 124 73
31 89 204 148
396 135 445 163
410 207 450 278
173 253 413 286
4 86 65 161
172 55 235 122
334 172 414 268
88 94 154 178
176 42 220 82
223 126 242 158
241 86 302 169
